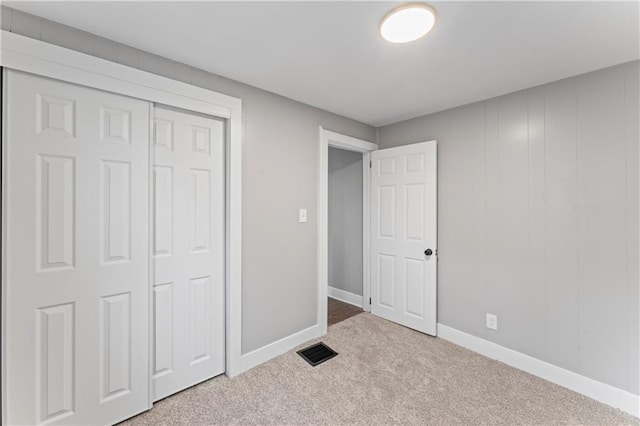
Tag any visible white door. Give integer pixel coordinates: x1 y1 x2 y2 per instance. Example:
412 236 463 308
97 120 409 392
4 71 150 424
370 141 437 335
152 106 225 401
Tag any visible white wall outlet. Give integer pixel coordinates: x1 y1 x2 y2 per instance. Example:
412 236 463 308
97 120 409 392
486 313 498 330
299 208 307 223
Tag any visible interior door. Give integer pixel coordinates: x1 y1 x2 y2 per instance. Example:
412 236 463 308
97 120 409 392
4 70 150 424
152 106 225 401
370 141 437 335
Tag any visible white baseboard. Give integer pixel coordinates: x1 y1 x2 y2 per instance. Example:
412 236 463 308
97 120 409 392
328 286 363 308
437 323 640 418
238 324 321 375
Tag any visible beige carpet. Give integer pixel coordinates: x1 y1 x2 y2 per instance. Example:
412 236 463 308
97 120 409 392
124 313 639 425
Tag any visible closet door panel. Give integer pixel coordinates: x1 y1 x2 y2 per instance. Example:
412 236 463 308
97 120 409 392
152 106 225 401
4 70 150 425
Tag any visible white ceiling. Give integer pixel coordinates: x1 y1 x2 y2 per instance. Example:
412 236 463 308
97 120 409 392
8 1 640 126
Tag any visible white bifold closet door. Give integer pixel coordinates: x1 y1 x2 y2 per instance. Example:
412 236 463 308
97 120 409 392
4 71 150 425
152 106 225 401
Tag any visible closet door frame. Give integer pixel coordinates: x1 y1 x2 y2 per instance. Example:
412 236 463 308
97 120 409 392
0 30 245 419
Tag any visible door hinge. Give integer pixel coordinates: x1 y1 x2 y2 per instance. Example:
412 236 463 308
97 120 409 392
369 161 372 168
369 297 372 304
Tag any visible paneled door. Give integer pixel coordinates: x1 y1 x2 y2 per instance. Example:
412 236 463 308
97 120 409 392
152 106 225 401
4 70 150 424
371 141 437 335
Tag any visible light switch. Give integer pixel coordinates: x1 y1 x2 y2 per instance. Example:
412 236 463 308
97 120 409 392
299 208 307 223
486 313 498 330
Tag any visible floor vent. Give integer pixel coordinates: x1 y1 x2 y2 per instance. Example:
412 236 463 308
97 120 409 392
297 342 338 366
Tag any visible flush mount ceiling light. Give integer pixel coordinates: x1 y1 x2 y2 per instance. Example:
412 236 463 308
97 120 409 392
379 3 437 43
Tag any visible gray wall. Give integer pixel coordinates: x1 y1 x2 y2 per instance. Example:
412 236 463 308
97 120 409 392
378 61 640 395
0 7 377 354
328 147 363 297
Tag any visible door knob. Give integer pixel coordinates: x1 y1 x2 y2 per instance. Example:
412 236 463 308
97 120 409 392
424 249 433 256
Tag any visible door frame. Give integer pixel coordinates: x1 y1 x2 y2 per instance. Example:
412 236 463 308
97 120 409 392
0 31 245 419
317 127 377 335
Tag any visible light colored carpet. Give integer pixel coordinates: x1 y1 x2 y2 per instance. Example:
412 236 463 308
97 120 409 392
124 313 639 425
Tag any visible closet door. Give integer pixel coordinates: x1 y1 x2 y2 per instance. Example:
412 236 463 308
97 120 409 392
4 71 150 424
152 106 225 401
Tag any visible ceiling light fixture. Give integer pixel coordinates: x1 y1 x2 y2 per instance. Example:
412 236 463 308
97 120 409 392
379 3 437 43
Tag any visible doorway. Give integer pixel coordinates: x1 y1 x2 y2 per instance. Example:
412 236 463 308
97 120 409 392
317 128 377 334
318 128 438 337
328 147 365 326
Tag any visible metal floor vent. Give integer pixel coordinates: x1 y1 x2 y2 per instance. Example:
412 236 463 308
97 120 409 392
297 342 338 366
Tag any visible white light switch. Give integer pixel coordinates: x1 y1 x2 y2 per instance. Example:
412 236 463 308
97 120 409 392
486 313 498 330
299 209 307 223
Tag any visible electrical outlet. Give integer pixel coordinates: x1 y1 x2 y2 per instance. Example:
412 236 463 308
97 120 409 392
299 208 307 223
486 313 498 330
